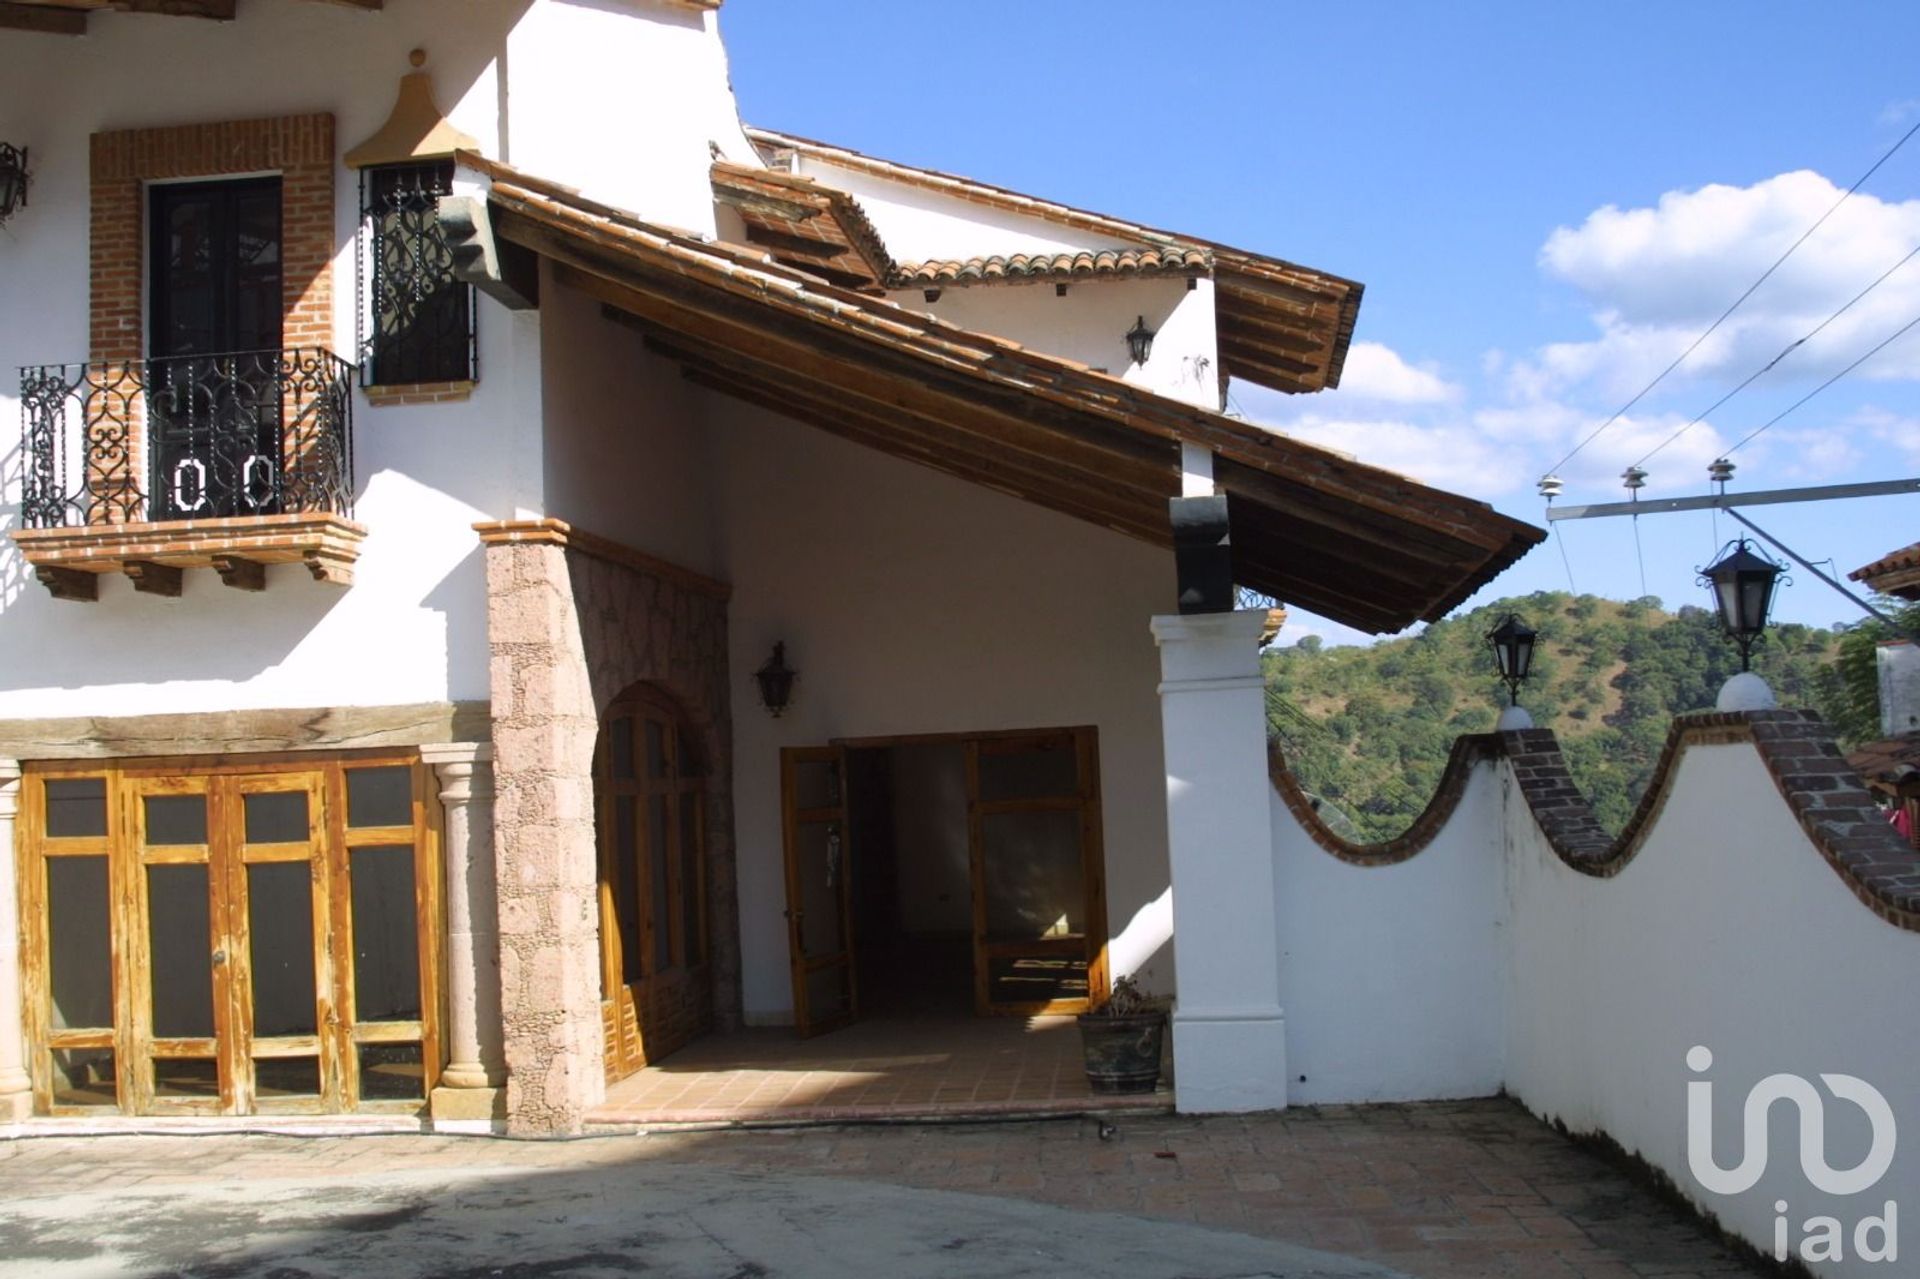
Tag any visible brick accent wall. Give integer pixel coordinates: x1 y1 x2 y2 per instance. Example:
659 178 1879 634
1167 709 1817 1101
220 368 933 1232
90 114 336 364
1272 709 1920 932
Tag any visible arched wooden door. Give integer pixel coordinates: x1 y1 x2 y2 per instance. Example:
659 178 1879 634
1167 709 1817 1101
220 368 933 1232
594 685 710 1082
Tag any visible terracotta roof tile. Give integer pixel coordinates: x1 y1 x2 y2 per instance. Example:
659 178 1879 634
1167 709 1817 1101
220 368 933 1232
1852 541 1920 601
893 247 1213 287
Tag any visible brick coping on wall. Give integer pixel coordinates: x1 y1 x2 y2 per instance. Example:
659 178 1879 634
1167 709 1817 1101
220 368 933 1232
1270 708 1920 933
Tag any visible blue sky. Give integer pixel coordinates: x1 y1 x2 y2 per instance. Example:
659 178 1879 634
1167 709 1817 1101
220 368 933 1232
722 1 1920 642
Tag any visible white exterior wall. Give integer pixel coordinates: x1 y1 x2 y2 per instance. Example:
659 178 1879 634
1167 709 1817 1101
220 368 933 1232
1502 745 1919 1278
795 159 1130 264
711 395 1177 1022
0 0 751 717
889 277 1223 411
1270 770 1508 1104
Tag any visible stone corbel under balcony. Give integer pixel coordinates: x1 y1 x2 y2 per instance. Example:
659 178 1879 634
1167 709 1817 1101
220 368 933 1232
10 513 368 602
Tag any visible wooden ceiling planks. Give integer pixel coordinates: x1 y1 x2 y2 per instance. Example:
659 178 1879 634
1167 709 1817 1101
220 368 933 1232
474 162 1542 632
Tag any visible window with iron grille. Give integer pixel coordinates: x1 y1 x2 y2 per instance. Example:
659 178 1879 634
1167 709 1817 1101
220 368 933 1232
360 160 475 387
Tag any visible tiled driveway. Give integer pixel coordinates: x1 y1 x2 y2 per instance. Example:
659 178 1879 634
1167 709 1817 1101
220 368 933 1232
0 1100 1764 1278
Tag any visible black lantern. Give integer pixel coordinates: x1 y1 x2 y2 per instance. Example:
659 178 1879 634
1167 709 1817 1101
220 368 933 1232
1486 613 1537 706
1699 538 1786 672
1125 315 1155 365
0 143 28 226
754 641 797 718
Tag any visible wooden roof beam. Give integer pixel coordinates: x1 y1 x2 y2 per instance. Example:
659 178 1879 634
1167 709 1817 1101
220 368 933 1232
0 3 87 32
120 0 236 17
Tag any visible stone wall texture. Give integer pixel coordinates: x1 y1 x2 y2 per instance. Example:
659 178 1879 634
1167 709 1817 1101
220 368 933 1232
483 525 733 1135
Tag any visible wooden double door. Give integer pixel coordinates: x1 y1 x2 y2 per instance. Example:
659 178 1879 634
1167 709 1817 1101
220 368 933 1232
19 756 440 1116
780 728 1109 1037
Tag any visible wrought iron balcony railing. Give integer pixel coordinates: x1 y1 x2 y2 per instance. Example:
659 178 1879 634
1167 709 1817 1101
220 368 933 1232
19 348 354 529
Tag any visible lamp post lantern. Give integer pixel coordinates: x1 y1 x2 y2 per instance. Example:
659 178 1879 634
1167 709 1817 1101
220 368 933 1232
1485 613 1538 711
1699 538 1785 673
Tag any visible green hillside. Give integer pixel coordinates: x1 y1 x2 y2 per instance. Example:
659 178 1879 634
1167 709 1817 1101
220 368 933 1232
1263 590 1848 841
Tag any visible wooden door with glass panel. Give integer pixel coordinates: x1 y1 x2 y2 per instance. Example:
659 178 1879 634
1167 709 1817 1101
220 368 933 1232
18 756 440 1117
968 730 1109 1015
595 686 711 1082
779 746 857 1038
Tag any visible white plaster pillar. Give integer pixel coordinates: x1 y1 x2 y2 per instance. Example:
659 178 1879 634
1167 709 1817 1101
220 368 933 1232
0 760 30 1121
421 743 507 1130
1151 611 1289 1113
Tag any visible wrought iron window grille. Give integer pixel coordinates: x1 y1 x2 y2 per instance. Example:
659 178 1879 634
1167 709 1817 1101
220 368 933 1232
18 348 354 528
358 160 475 388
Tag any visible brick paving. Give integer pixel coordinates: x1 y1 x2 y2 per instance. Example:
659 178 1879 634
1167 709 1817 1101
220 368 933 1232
0 1099 1764 1278
591 1014 1168 1124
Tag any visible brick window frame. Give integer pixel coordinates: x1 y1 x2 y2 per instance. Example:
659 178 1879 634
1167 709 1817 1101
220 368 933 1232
90 113 336 364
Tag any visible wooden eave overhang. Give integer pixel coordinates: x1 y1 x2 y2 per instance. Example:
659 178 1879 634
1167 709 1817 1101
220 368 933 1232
1851 541 1920 602
0 0 380 34
711 161 894 293
470 154 1540 633
747 127 1364 395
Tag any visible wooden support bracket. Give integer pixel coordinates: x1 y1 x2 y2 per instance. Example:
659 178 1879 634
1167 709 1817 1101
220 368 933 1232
0 3 87 34
303 549 356 586
35 566 98 602
212 555 268 592
123 561 185 597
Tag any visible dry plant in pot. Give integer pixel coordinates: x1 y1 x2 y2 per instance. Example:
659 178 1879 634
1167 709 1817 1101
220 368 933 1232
1077 974 1167 1094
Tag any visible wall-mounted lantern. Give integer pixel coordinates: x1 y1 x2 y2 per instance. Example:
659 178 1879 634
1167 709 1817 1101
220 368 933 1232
1699 538 1786 673
0 143 30 226
1126 315 1156 365
754 641 797 718
1486 613 1538 708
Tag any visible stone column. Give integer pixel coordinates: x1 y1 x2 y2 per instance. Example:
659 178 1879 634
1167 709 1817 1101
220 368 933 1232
422 742 507 1131
1151 611 1289 1113
0 760 31 1121
481 532 605 1135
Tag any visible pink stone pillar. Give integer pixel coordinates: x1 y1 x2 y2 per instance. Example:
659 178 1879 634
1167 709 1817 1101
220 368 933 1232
0 760 29 1121
482 535 605 1134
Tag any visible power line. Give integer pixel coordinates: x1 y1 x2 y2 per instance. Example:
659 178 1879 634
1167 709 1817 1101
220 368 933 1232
1722 308 1920 456
1633 240 1920 467
1543 117 1920 479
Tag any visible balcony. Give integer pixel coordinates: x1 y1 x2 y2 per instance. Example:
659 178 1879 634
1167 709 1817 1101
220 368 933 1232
13 348 367 600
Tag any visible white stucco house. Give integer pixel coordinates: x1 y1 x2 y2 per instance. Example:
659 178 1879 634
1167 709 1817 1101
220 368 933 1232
3 7 1915 1273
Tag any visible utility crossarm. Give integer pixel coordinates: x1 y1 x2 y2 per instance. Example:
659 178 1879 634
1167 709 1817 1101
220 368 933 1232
1544 477 1920 522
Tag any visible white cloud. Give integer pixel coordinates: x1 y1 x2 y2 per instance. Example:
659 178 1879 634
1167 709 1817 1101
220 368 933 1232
1333 341 1462 404
1519 171 1920 399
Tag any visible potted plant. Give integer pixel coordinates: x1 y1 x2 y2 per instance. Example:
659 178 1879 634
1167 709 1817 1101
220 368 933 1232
1077 975 1167 1094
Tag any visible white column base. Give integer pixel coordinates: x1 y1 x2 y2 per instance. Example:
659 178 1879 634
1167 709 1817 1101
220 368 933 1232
1171 1007 1289 1113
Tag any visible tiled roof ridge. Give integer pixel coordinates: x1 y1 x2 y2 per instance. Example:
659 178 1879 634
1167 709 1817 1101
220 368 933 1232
1851 540 1920 583
892 247 1214 287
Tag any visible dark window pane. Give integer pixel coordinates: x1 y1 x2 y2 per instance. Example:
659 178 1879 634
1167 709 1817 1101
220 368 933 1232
806 966 849 1022
650 796 671 974
347 767 412 828
616 802 641 986
144 795 207 846
50 1048 117 1108
793 760 839 810
45 779 106 839
676 726 704 778
644 719 667 780
244 791 309 844
255 1056 321 1098
679 792 702 969
359 1042 424 1101
351 846 421 1023
978 743 1079 802
248 862 317 1036
148 865 214 1039
981 809 1085 941
794 822 843 960
364 161 471 386
608 717 634 782
153 1057 220 1098
47 857 113 1030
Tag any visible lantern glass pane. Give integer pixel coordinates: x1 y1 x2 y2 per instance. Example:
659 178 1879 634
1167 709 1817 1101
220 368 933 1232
1713 576 1741 632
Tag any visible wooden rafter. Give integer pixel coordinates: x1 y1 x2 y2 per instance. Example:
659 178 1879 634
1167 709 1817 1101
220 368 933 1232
1 0 371 33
